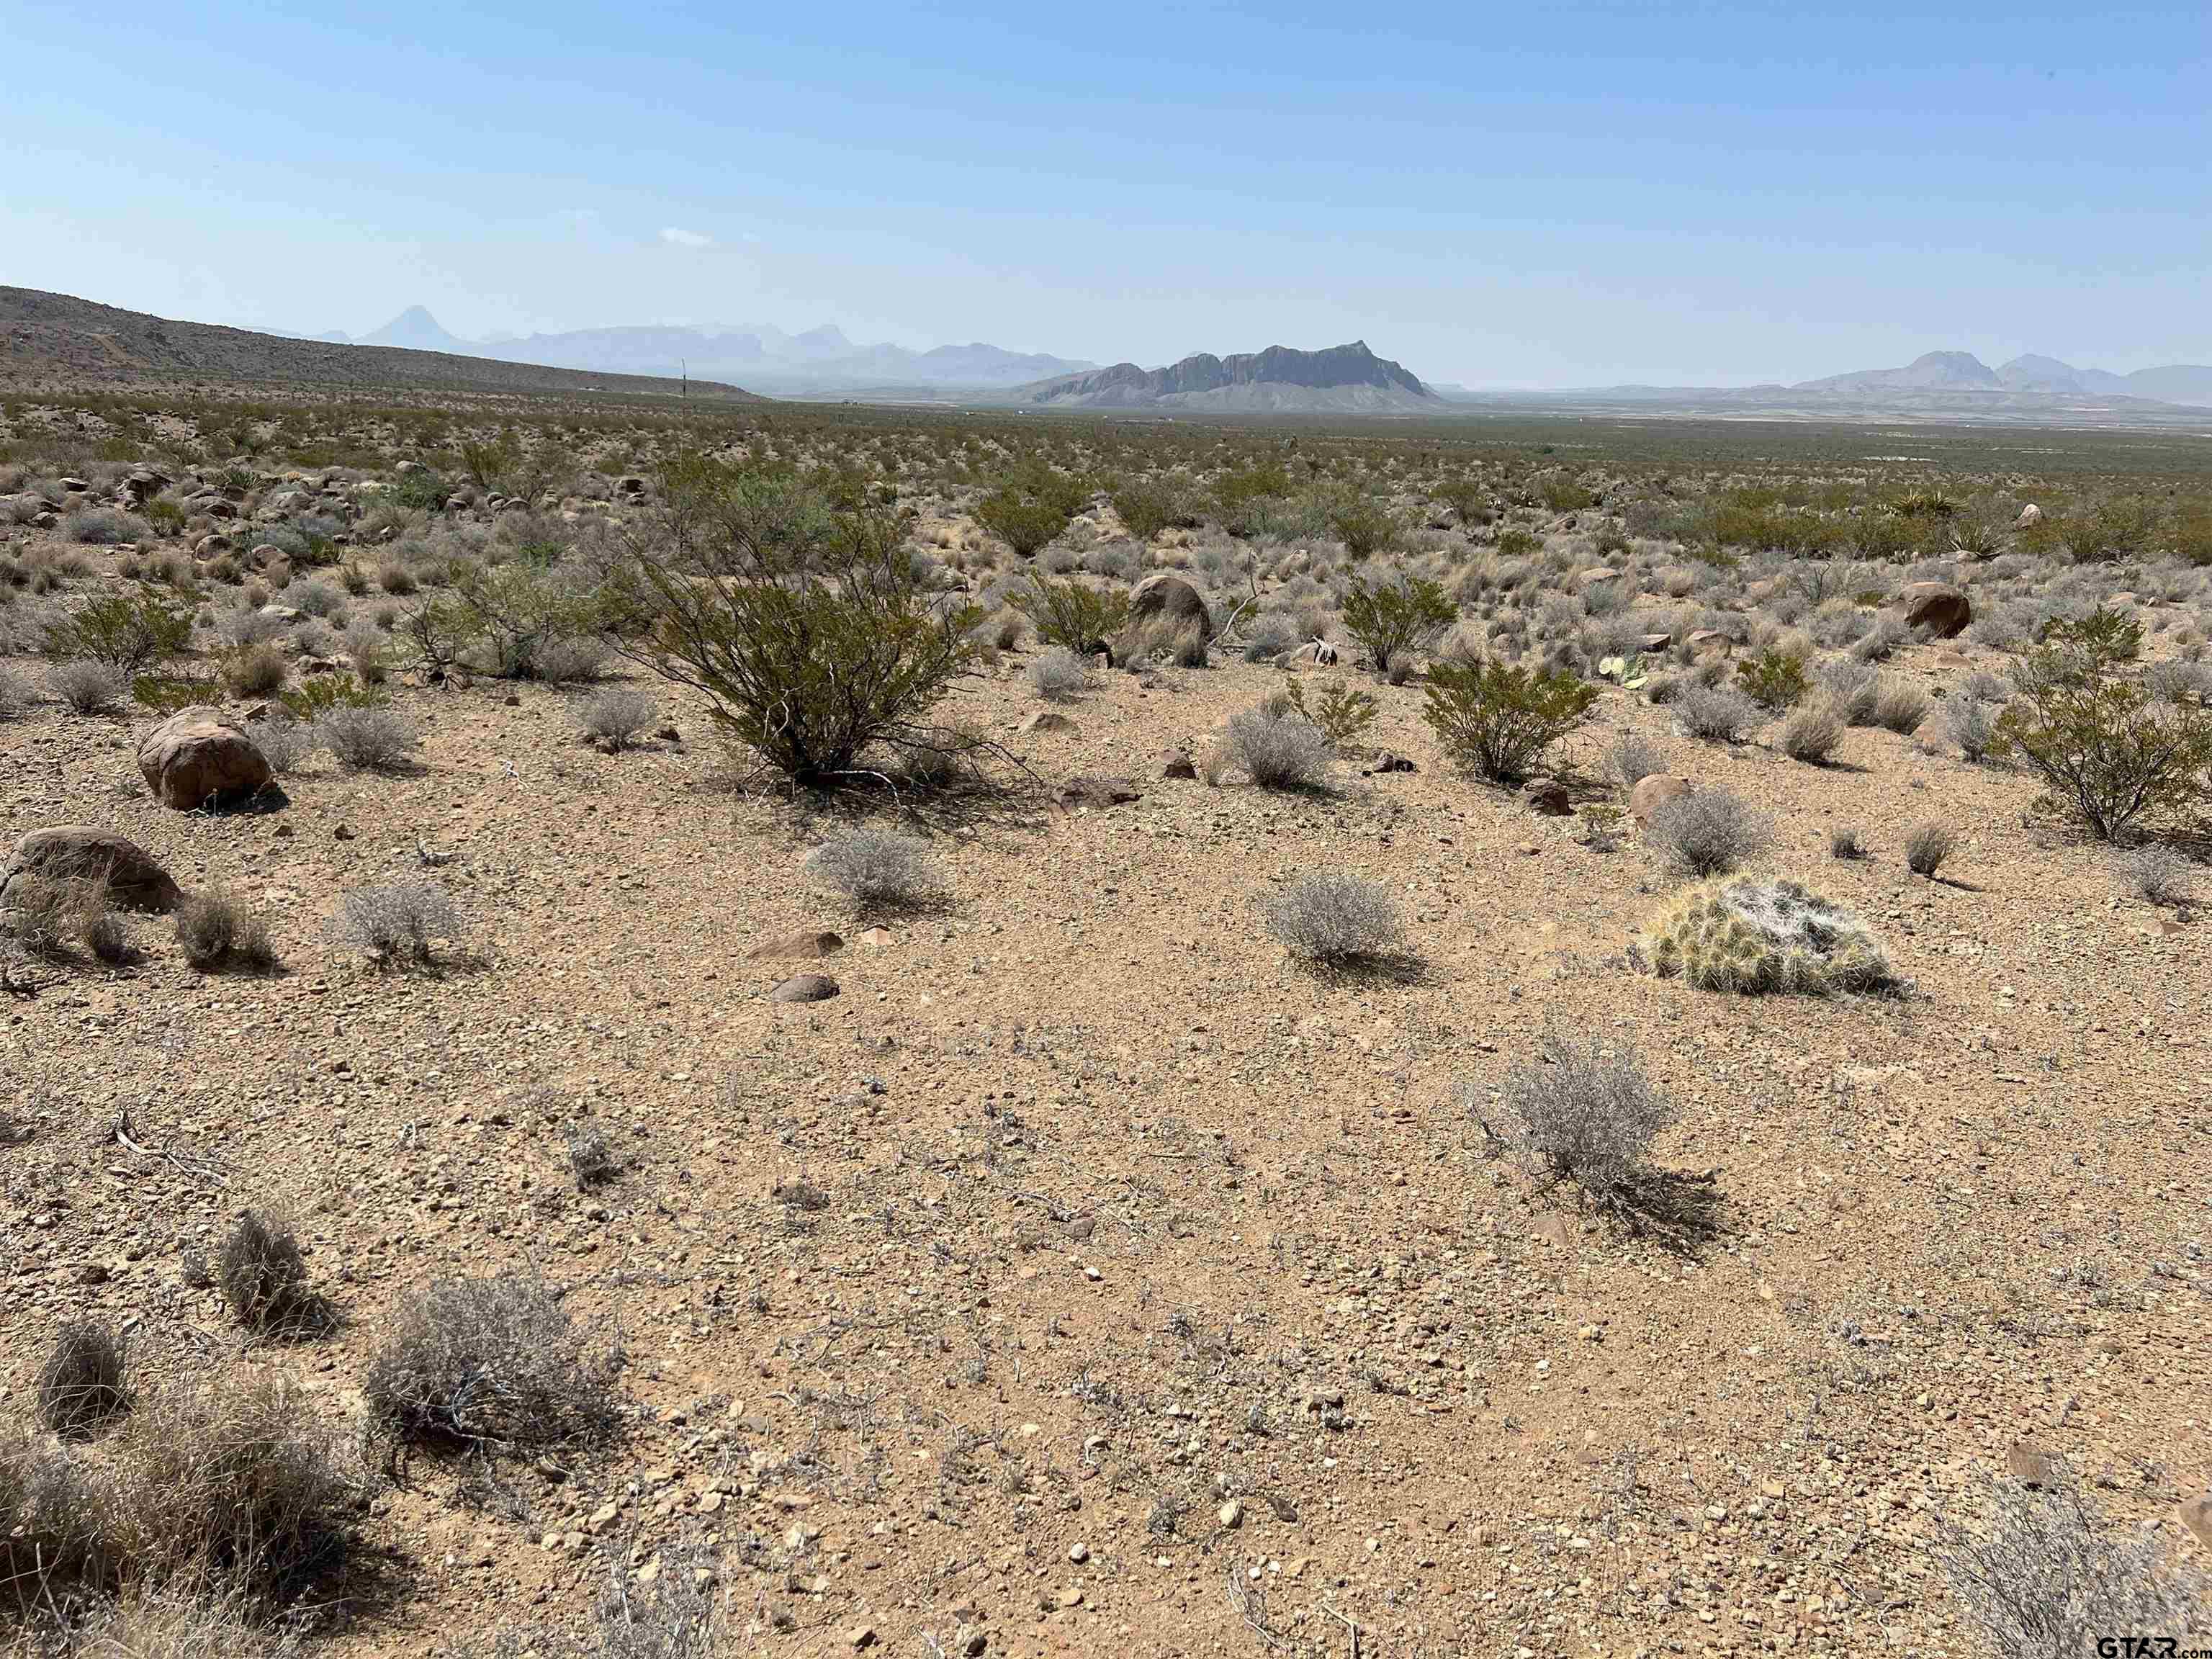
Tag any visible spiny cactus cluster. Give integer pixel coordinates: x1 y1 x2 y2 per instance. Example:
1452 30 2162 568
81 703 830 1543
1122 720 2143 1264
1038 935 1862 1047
1645 875 1894 995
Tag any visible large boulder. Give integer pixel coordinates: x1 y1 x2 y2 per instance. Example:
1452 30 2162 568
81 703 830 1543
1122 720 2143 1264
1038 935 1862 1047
1126 574 1212 640
1 828 181 912
1898 582 1971 639
2015 503 2043 529
1629 774 1694 828
135 707 271 810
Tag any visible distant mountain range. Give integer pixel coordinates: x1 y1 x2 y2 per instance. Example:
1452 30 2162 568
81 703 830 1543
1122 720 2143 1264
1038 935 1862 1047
1439 350 2212 418
319 307 1095 390
1023 341 1440 413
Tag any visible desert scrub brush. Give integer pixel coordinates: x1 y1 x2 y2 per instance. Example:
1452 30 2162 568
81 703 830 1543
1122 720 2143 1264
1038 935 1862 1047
1643 875 1896 995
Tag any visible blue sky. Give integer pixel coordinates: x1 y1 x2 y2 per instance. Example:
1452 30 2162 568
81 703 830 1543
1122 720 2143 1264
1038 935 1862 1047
6 0 2206 385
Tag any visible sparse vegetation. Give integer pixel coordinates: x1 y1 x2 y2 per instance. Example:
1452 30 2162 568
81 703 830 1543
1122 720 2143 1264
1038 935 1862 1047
1028 645 1091 701
1339 575 1455 678
364 1273 621 1453
1217 699 1334 789
806 824 942 909
1673 684 1760 744
36 1320 129 1437
314 704 419 770
1905 822 1956 877
1645 787 1773 877
1262 873 1404 963
577 684 658 747
51 658 129 714
217 1211 318 1333
1779 702 1842 763
175 889 278 972
2114 845 2195 907
334 879 462 967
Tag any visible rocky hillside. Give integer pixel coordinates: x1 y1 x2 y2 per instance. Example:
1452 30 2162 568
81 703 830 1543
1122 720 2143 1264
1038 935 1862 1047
0 288 766 401
1027 341 1440 413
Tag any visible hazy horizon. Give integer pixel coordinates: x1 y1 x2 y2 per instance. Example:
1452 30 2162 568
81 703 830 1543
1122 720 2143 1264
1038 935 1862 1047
9 0 2208 387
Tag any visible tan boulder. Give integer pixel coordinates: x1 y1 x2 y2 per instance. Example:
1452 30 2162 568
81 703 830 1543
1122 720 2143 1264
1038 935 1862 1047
2 827 181 912
1629 774 1693 827
135 706 271 810
1898 581 1971 639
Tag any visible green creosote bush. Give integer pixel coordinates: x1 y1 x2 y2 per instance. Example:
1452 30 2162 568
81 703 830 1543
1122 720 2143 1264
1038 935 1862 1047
1339 575 1456 678
1421 656 1596 782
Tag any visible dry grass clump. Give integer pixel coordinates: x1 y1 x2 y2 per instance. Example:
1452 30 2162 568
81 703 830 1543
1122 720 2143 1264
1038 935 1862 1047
1262 873 1404 964
1645 787 1772 878
0 663 41 717
363 1273 621 1454
1645 876 1894 995
249 715 315 775
70 1586 303 1659
1028 645 1091 701
334 880 461 967
4 875 114 962
1673 684 1760 744
1822 659 1880 725
807 824 942 909
577 684 658 748
0 1371 361 1607
37 1320 130 1437
1473 1033 1717 1243
313 705 419 770
175 889 278 973
52 659 128 714
1941 1472 2208 1659
217 1212 321 1334
220 642 287 698
1215 701 1334 789
1947 693 2000 762
1905 822 1957 877
1871 678 1930 734
1778 702 1842 763
1830 824 1866 859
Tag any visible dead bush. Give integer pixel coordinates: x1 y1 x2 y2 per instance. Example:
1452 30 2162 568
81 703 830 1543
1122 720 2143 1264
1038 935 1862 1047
1262 873 1404 964
806 824 942 909
217 1211 321 1334
2114 845 2195 907
52 659 128 714
577 685 657 748
1672 684 1760 744
37 1320 130 1437
1473 1032 1717 1243
1941 1471 2208 1659
175 889 278 973
363 1273 621 1455
1217 701 1333 790
1645 787 1772 877
333 880 461 967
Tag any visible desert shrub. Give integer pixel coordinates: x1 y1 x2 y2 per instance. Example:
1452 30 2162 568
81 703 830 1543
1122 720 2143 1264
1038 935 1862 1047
577 684 657 748
313 705 418 770
1645 787 1772 877
363 1273 621 1453
1871 679 1930 734
624 462 979 788
1737 645 1809 711
1941 1471 2208 1659
1475 1034 1713 1239
1905 822 1956 877
334 880 461 967
67 507 148 546
1013 572 1129 657
249 715 315 775
220 641 287 698
1339 575 1455 677
130 673 222 716
443 562 611 680
1672 684 1760 745
103 1370 359 1597
1326 490 1406 559
1421 656 1596 781
4 875 113 961
1644 876 1894 995
1851 613 1910 662
175 889 277 973
1779 703 1842 763
0 664 35 718
50 661 121 714
2114 845 2196 907
974 463 1087 556
1607 732 1668 788
1028 645 1091 701
1111 477 1199 541
1218 701 1333 789
276 670 384 721
69 1587 303 1659
1830 825 1865 859
42 587 192 671
217 1211 318 1334
81 897 132 966
37 1321 130 1437
807 824 942 909
1948 693 1999 762
1996 616 2212 840
343 618 390 684
565 1123 616 1189
1822 658 1880 724
1280 678 1377 749
1262 873 1403 963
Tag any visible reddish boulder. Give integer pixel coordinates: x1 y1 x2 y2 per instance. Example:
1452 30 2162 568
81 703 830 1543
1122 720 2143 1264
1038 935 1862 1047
135 706 271 810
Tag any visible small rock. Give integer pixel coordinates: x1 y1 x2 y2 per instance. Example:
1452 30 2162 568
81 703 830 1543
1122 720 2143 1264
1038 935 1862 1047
1521 776 1571 815
769 974 840 1004
1020 709 1077 734
1161 750 1198 781
1218 1500 1244 1528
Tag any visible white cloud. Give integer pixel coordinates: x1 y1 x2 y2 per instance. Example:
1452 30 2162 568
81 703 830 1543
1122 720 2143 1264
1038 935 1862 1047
659 226 713 249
